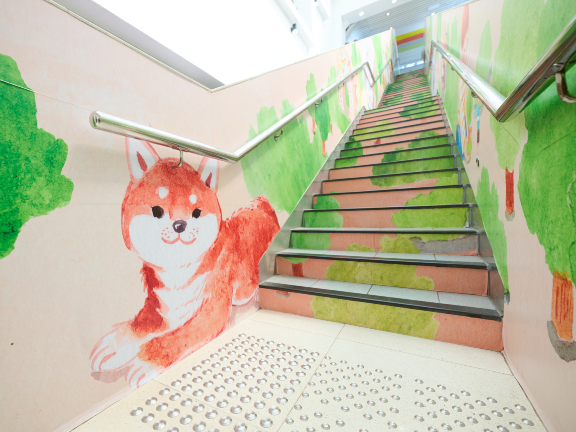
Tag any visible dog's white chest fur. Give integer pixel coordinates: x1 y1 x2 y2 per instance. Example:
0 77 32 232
156 266 208 329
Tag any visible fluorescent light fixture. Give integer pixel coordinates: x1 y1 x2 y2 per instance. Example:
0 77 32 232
387 12 390 16
417 60 424 65
291 23 298 34
359 11 364 16
431 12 435 15
392 0 398 3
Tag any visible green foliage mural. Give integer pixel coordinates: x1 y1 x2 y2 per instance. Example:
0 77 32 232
518 0 576 284
0 53 74 259
324 243 434 290
476 168 509 293
241 100 326 214
310 297 439 339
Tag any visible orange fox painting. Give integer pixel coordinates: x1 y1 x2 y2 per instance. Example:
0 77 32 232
89 138 279 387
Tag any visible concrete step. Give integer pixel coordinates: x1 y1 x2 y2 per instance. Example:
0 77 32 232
345 126 451 148
274 248 490 296
357 108 441 128
259 275 503 351
329 155 456 180
341 134 450 157
290 226 480 256
335 143 452 168
354 114 444 135
303 203 475 229
321 167 463 193
313 184 466 208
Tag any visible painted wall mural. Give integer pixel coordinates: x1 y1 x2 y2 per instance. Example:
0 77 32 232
90 139 279 387
0 53 73 258
0 1 393 430
426 1 576 430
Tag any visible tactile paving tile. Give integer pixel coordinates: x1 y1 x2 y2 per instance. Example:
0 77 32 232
76 379 258 432
75 319 546 432
154 320 336 432
277 339 546 432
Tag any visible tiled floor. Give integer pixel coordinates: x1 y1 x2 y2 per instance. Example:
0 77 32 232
75 310 546 432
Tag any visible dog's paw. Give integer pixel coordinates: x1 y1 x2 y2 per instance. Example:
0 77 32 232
89 325 142 373
124 357 161 388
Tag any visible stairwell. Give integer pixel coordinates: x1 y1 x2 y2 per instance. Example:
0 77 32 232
259 70 504 351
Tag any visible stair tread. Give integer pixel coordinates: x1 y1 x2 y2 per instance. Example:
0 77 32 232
260 276 501 320
277 248 490 268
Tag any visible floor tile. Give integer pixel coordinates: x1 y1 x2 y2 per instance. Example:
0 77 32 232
337 324 511 375
266 275 318 288
277 339 546 432
311 279 372 295
368 285 440 302
249 309 344 338
438 292 495 309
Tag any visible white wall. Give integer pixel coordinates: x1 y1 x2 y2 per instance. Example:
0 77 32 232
93 0 310 84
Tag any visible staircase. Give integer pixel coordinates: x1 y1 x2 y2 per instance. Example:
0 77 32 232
259 70 504 351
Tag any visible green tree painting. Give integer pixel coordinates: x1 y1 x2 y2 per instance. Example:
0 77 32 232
0 53 74 258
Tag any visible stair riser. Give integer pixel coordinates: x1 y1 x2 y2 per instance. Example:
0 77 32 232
322 170 459 193
342 136 450 156
291 232 479 256
304 207 469 229
379 96 437 109
364 98 438 116
314 187 461 208
359 108 441 127
276 257 487 295
329 157 455 180
347 128 450 147
335 146 452 168
259 291 503 351
354 115 444 135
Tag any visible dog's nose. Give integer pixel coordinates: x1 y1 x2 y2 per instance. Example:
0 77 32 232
172 220 187 233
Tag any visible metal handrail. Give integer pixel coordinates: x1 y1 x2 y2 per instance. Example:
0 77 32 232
90 58 391 163
430 14 576 122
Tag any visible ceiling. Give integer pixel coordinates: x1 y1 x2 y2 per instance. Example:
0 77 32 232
344 0 470 42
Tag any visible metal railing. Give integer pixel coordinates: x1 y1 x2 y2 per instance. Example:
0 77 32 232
90 58 392 163
430 14 576 122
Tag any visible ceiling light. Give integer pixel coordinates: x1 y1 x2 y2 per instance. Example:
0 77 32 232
431 12 435 15
387 12 390 16
291 23 298 34
359 11 364 16
392 0 398 3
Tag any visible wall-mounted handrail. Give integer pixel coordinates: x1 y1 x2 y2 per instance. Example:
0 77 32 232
430 14 576 122
90 58 391 163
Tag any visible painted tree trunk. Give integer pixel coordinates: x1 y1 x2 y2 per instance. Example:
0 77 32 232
552 271 574 341
505 168 514 215
506 168 514 215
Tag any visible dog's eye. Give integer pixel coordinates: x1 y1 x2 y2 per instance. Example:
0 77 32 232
192 208 202 219
152 206 164 218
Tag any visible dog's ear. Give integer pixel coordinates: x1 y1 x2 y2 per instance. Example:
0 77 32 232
198 157 219 192
125 137 160 181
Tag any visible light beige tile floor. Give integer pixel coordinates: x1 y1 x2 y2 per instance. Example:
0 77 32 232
74 310 546 432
